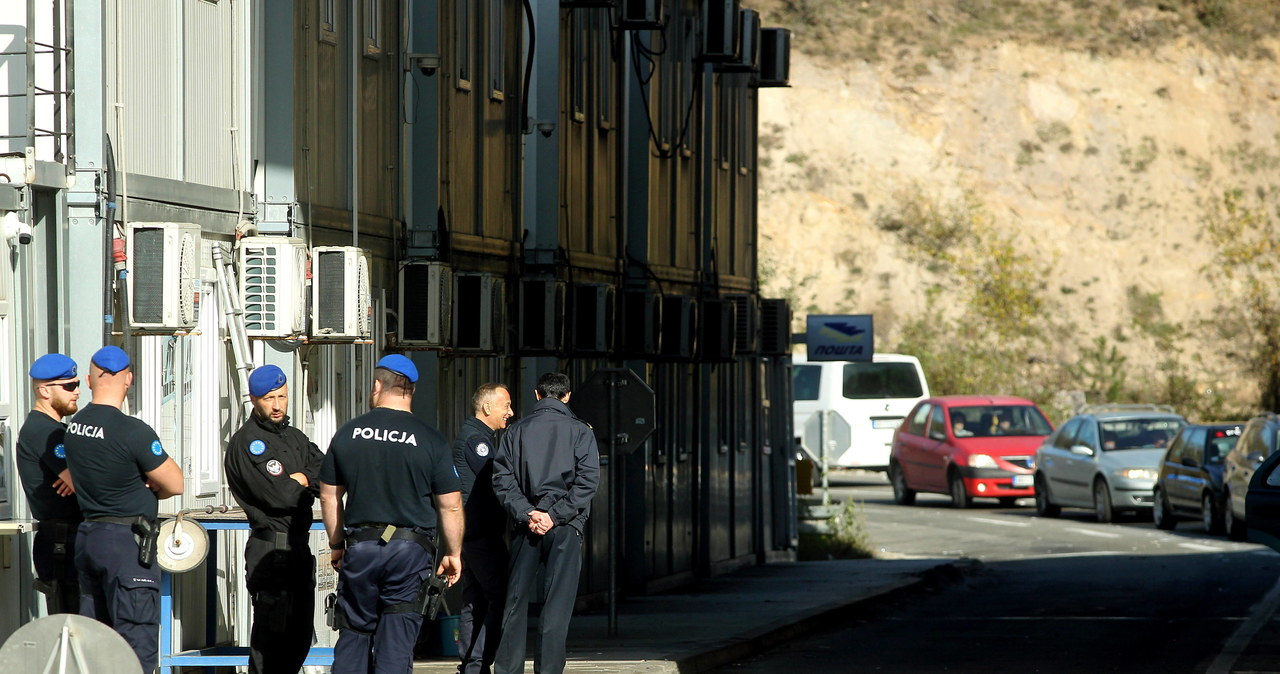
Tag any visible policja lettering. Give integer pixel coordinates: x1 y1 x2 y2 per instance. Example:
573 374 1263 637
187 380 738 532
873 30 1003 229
66 421 105 438
351 426 418 446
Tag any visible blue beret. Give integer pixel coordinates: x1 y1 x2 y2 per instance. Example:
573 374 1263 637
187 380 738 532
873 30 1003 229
29 353 77 381
376 354 418 383
248 365 287 398
91 346 130 374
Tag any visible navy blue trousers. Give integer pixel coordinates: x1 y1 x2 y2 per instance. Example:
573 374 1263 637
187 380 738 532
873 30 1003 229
76 521 159 674
494 526 583 674
33 521 80 614
458 536 508 674
334 535 433 673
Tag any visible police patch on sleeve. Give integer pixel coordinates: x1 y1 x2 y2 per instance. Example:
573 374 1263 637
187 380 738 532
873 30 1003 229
53 444 66 459
474 442 490 457
151 440 164 456
248 439 267 456
265 459 284 476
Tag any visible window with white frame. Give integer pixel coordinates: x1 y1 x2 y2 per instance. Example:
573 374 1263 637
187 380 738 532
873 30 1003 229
319 0 338 44
456 0 473 90
488 0 505 100
364 0 383 56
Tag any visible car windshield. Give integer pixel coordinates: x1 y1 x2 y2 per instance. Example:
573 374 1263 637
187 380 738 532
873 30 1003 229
841 362 923 399
1099 418 1184 451
950 405 1053 437
793 365 821 401
1206 428 1240 463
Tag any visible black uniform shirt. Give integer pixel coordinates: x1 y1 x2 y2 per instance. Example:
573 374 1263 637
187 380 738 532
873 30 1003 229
319 407 460 529
452 416 503 540
64 403 168 520
492 397 601 534
15 410 82 522
225 413 324 541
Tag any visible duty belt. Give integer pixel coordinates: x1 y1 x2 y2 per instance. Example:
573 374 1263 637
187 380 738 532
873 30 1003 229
84 515 141 526
250 529 309 552
346 524 436 556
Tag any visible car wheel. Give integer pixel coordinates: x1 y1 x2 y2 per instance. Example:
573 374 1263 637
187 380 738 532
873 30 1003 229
1224 489 1247 541
950 471 973 509
1203 492 1224 535
1034 473 1060 518
889 461 916 506
1153 488 1176 530
1093 479 1114 524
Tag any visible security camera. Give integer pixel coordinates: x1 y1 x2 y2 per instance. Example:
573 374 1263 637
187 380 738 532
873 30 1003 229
407 53 440 77
14 223 31 245
2 211 30 245
536 121 556 138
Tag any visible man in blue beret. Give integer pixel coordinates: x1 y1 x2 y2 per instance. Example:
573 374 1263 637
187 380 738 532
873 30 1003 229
66 345 185 673
320 354 464 672
16 353 83 614
224 363 324 674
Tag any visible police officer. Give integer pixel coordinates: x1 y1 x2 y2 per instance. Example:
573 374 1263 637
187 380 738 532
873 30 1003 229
491 373 600 674
319 355 464 673
454 383 514 674
65 346 185 673
224 364 324 674
16 353 83 614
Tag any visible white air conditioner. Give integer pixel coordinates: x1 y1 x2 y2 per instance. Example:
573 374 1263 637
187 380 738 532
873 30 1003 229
238 236 308 338
127 222 201 331
398 261 453 346
454 273 505 352
311 246 371 340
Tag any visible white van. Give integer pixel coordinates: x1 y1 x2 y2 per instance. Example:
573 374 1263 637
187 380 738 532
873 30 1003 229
792 353 930 471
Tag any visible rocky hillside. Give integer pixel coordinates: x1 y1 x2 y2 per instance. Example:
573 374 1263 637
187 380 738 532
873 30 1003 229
753 0 1280 418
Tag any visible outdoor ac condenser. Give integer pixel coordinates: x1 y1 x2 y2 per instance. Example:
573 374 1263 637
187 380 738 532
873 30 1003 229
398 261 452 347
238 236 308 338
453 272 504 352
127 222 201 332
310 246 371 341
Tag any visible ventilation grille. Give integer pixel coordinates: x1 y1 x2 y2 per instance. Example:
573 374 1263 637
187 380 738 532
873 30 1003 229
315 250 345 333
131 228 165 324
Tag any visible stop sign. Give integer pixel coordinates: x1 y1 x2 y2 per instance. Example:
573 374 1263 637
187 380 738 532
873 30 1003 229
571 368 656 456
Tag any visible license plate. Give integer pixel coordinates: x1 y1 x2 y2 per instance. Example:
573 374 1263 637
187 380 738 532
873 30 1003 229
872 418 901 430
1012 474 1033 488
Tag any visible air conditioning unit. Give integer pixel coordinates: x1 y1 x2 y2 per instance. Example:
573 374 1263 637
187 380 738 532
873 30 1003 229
702 0 741 61
618 289 662 356
660 295 697 360
621 0 664 28
398 261 452 346
570 284 615 354
698 299 737 361
758 28 791 87
311 246 371 341
518 279 565 353
725 293 759 354
454 272 505 352
127 222 201 331
717 9 760 72
759 298 791 356
238 236 307 338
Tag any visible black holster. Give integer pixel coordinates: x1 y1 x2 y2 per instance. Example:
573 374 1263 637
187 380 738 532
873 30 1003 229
131 516 160 568
384 572 447 619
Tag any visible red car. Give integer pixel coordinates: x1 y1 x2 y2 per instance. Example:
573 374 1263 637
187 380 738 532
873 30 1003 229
889 396 1054 508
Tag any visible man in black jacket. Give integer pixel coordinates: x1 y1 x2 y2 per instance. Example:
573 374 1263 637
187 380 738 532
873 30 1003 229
224 364 324 674
492 373 600 674
454 383 514 674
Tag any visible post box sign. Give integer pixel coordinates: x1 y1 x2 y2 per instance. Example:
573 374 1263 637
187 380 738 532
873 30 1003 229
806 314 873 361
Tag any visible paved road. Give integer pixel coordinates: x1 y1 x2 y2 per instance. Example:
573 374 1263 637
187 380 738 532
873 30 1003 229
716 471 1280 673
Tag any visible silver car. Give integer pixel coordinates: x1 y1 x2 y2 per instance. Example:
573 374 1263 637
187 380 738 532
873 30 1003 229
1034 405 1187 523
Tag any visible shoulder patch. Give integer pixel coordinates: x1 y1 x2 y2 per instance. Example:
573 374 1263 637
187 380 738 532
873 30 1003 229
150 440 164 456
53 444 66 459
474 442 490 458
248 439 267 456
265 459 284 476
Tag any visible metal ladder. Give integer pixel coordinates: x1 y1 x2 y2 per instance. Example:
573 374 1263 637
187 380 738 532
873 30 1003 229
0 0 75 179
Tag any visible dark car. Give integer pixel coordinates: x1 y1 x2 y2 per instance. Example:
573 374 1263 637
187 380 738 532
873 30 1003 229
889 396 1054 508
1152 423 1242 533
1246 444 1280 552
1223 413 1280 540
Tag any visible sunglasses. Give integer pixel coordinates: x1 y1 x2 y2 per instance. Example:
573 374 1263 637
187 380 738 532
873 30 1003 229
45 381 79 392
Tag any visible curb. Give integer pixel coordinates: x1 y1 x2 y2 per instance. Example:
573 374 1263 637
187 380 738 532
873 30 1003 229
669 559 979 673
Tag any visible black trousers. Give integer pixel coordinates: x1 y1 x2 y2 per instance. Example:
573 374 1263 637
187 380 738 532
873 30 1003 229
245 538 316 674
458 536 508 674
76 521 159 674
33 521 80 614
494 526 583 674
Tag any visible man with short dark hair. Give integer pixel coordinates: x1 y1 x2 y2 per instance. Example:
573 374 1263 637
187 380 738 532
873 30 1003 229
492 372 600 674
224 364 324 674
454 383 514 674
16 353 83 614
66 345 185 673
320 354 465 673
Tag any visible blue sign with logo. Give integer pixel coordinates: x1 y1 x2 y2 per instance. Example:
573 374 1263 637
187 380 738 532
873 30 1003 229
249 439 266 456
151 440 165 456
806 314 874 361
53 444 66 459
